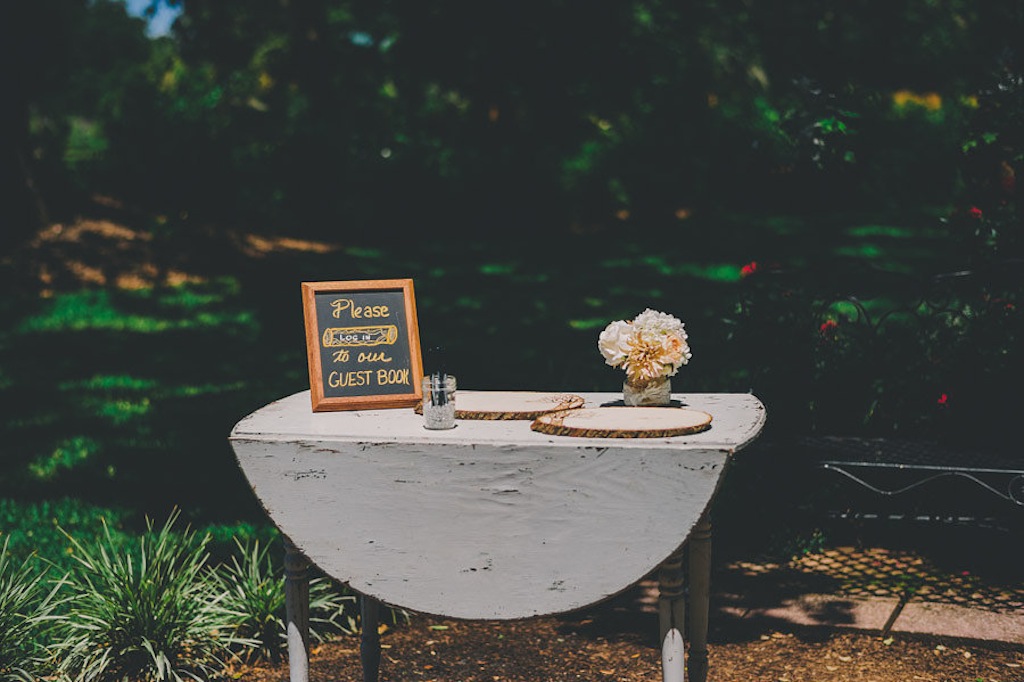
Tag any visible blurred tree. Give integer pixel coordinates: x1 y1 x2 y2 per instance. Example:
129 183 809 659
7 0 1024 245
2 0 152 256
1 0 82 255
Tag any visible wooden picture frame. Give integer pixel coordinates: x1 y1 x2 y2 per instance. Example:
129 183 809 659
302 279 423 412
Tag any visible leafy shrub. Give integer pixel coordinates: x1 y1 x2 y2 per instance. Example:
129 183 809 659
51 512 252 682
734 260 1021 445
0 539 63 682
210 537 357 663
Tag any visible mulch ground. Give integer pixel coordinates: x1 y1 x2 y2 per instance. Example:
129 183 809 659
234 538 1024 682
236 606 1024 682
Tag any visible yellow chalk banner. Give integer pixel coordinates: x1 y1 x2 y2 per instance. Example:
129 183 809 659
321 325 399 348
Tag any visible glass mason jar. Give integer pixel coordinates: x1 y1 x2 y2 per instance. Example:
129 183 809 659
623 376 672 407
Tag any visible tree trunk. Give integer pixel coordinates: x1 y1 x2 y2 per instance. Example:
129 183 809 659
0 2 49 257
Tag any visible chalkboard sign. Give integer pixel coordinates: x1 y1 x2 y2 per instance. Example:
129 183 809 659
302 279 423 412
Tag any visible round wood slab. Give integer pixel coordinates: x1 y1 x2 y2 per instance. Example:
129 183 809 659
531 406 713 438
416 391 586 420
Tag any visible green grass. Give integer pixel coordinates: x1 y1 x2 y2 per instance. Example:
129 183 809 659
0 499 133 570
0 207 979 571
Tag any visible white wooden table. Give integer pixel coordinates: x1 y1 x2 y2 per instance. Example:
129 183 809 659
230 390 766 682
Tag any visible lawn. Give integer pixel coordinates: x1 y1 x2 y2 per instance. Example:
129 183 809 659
0 203 983 562
2 203 1021 680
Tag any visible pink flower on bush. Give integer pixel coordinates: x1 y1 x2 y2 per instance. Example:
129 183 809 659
969 206 983 219
937 393 949 406
819 320 838 337
740 261 758 278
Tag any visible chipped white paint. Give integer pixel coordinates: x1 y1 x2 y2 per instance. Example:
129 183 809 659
232 390 765 450
662 629 686 682
283 538 310 682
688 517 713 682
233 437 727 619
230 390 765 621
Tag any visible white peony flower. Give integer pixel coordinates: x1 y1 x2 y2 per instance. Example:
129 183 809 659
598 319 633 367
633 308 687 339
599 309 692 384
660 333 692 375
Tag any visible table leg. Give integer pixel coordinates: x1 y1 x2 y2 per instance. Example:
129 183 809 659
658 547 686 682
284 537 310 682
688 514 712 682
360 595 382 682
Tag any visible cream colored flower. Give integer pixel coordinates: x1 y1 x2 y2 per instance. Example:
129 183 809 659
634 308 687 339
600 309 692 385
622 333 667 386
598 319 632 366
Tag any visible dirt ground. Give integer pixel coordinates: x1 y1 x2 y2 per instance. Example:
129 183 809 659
236 605 1024 682
235 566 1024 682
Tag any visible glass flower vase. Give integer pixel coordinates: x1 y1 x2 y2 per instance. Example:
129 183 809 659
623 377 672 406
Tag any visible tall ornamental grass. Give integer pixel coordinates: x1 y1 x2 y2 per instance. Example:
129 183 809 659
210 537 356 663
52 512 253 682
0 539 64 682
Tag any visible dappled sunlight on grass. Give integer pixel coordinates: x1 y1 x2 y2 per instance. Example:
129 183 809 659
454 295 484 310
17 285 257 334
25 218 209 293
569 318 612 330
60 374 159 391
845 225 919 239
0 276 277 526
1 206 989 573
826 219 955 275
0 498 133 567
4 413 60 430
0 497 276 577
825 298 930 325
598 256 743 281
28 436 101 481
89 396 152 425
60 374 249 401
19 290 177 333
479 262 517 275
343 246 385 259
238 233 340 257
170 381 248 397
151 284 237 310
835 243 884 259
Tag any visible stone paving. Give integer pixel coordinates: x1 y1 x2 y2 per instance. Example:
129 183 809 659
711 545 1024 644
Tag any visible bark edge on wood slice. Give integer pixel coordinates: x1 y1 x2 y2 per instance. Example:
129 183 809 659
531 407 713 438
415 390 586 420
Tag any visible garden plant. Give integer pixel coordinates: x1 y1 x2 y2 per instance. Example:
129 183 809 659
0 539 64 682
2 0 1023 679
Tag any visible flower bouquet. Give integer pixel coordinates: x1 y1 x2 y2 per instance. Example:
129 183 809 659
598 309 691 406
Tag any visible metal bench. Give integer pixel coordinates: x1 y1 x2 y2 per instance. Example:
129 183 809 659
804 436 1024 524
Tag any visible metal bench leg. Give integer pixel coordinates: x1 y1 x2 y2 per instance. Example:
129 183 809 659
658 547 686 682
284 538 311 682
360 595 382 682
688 514 712 682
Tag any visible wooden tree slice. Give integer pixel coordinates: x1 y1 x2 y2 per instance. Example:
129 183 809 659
416 391 586 420
531 407 713 438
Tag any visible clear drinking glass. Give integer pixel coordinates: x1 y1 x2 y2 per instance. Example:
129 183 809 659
422 375 456 429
